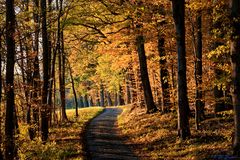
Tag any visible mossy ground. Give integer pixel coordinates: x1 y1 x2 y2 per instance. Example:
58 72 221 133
17 107 104 160
118 105 233 160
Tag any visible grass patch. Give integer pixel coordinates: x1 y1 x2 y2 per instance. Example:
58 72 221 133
118 106 233 160
17 107 104 160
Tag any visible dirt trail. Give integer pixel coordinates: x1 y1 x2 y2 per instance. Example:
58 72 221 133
86 107 138 160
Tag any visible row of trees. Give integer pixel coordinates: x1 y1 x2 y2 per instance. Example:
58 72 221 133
1 0 240 159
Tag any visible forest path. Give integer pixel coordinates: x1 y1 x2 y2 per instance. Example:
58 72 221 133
85 107 138 160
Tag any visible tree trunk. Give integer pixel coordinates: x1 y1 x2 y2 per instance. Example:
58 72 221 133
125 75 131 104
158 32 171 112
230 0 240 156
57 1 68 121
79 96 84 108
32 0 40 137
0 29 4 160
88 97 93 107
136 35 158 113
83 95 89 107
5 0 16 158
114 93 118 106
68 62 78 117
106 92 113 106
195 13 205 130
129 68 137 104
172 0 191 139
41 0 50 142
117 85 125 106
100 83 105 107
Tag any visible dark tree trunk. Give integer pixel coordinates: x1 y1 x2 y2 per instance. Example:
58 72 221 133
135 68 145 107
129 68 137 104
230 0 240 156
41 0 50 142
214 69 225 113
83 95 89 107
57 0 67 121
117 85 125 106
158 32 171 112
88 97 93 107
79 96 84 108
0 30 4 160
125 75 131 104
100 83 105 107
172 0 191 139
195 13 205 130
136 35 158 113
68 62 78 117
114 93 118 106
5 0 16 158
106 92 113 106
32 0 40 137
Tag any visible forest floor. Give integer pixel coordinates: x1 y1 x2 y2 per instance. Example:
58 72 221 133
17 107 104 160
86 107 139 160
118 105 234 160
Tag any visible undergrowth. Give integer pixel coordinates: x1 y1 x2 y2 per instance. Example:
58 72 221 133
17 107 103 160
118 106 233 160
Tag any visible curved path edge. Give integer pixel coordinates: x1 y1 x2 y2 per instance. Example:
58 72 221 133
85 107 138 160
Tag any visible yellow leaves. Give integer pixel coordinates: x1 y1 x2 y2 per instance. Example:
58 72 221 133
207 44 230 59
17 107 103 160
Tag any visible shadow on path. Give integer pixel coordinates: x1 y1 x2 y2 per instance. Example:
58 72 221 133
86 107 138 160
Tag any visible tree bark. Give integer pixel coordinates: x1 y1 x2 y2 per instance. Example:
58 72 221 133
136 35 158 113
117 85 125 106
79 96 84 108
195 13 205 130
5 0 16 158
83 95 89 107
230 0 240 156
158 32 171 112
100 83 105 107
106 91 113 106
32 0 40 137
41 0 50 142
68 62 78 117
56 0 67 122
172 0 191 139
125 75 131 104
114 92 118 106
0 29 4 160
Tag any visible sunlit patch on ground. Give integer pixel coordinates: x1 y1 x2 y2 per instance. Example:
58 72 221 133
118 105 233 160
17 107 103 160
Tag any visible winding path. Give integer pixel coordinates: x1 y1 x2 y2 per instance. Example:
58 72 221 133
86 107 138 160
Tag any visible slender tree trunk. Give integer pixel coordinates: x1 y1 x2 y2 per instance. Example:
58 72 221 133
100 83 105 107
172 0 191 139
106 92 113 106
158 32 171 112
117 85 125 106
57 0 67 121
125 75 131 104
195 13 205 130
68 62 78 117
114 92 118 106
88 97 93 107
32 0 40 137
136 35 158 113
0 30 3 160
83 95 89 107
230 0 240 156
41 0 50 142
129 67 137 104
5 0 16 158
79 96 84 108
